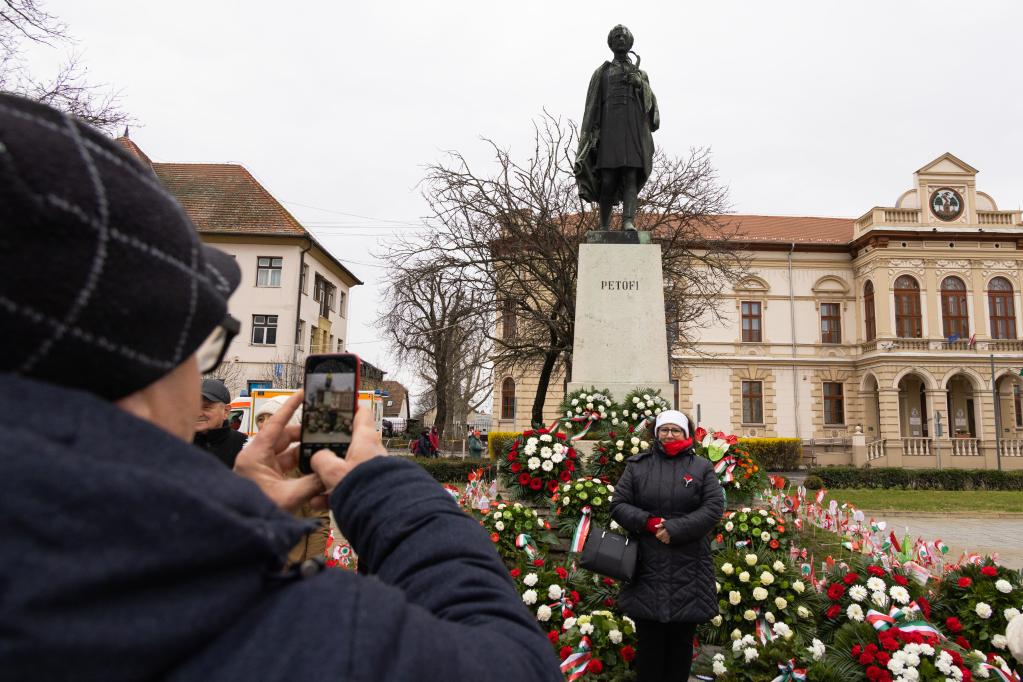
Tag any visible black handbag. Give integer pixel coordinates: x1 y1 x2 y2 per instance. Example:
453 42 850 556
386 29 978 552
578 525 638 582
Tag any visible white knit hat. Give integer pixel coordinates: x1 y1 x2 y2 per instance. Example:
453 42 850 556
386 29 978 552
654 410 689 436
254 394 302 428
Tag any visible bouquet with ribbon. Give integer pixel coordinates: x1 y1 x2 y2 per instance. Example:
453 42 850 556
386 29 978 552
557 610 637 681
817 563 930 641
617 388 671 433
499 428 578 501
715 507 791 554
586 429 647 484
692 633 826 681
556 477 616 538
556 388 617 441
510 561 577 636
693 427 767 504
475 501 556 568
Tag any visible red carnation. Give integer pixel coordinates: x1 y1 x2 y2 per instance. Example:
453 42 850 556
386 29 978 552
559 471 571 482
827 583 846 600
529 477 543 491
875 651 890 666
547 480 559 493
981 565 998 577
570 590 581 603
945 616 962 633
866 666 883 681
957 577 973 588
518 473 531 486
603 597 615 606
859 653 876 665
851 645 862 657
826 604 841 619
864 644 878 655
510 462 522 473
603 577 616 586
523 430 534 437
586 660 603 674
507 452 517 461
955 635 971 650
892 574 908 586
559 646 572 660
555 567 569 580
917 597 931 618
867 565 885 577
510 568 521 578
533 558 545 567
844 572 860 585
556 432 567 440
547 630 559 644
620 645 636 662
567 450 577 460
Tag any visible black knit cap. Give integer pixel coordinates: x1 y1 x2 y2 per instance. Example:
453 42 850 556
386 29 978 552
0 93 241 400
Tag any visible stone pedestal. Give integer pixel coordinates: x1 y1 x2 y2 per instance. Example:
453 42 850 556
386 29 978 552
568 235 675 406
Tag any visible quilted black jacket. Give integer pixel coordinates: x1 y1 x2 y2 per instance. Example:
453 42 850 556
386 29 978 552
610 441 725 623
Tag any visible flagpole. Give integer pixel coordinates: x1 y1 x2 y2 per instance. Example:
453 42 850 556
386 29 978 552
990 354 1003 471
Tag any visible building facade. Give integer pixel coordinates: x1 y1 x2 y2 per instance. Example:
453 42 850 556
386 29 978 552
115 135 362 397
493 154 1023 470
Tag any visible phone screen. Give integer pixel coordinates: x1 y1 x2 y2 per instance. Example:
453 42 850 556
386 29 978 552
300 354 359 468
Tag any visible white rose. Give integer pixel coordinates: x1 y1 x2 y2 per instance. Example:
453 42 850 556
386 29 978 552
562 617 577 630
632 397 640 404
585 402 593 410
607 485 615 492
743 609 756 621
571 398 579 406
495 521 505 531
608 629 622 644
725 522 734 532
611 417 619 425
992 634 1008 650
716 582 721 593
575 406 583 414
640 441 649 449
764 611 776 624
739 571 750 583
548 584 563 601
793 581 805 594
728 591 742 605
797 605 810 618
522 589 537 605
493 511 503 520
711 615 723 627
615 441 624 449
752 587 768 601
610 520 620 530
995 579 1012 594
775 597 788 610
976 602 993 619
730 629 743 641
722 563 734 575
523 573 538 587
630 447 639 455
631 437 640 446
644 409 652 416
579 623 594 635
772 560 785 572
536 604 552 621
745 554 758 566
614 453 624 462
760 571 774 586
847 604 865 621
1004 607 1021 622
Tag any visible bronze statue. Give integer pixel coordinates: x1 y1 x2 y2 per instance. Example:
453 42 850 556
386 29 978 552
575 25 659 231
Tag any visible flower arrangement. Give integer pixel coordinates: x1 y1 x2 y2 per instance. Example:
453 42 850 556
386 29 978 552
511 561 576 635
475 501 555 567
715 507 791 554
557 610 637 680
817 563 931 641
693 633 830 681
555 477 616 536
499 429 578 501
693 427 767 502
932 560 1023 658
588 430 650 484
617 388 672 432
557 388 616 440
703 548 819 645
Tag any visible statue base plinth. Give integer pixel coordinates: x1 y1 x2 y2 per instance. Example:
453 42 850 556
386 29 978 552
585 230 652 245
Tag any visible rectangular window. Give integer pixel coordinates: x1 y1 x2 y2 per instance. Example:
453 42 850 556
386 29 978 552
300 263 309 295
256 257 283 287
251 315 278 345
314 274 335 318
820 302 842 344
740 301 762 343
1015 383 1022 428
338 290 346 318
502 299 517 339
741 380 763 424
309 326 318 354
296 319 305 350
823 382 845 425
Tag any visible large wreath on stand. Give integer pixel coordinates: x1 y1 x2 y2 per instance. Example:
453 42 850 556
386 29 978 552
618 388 672 435
499 429 579 502
556 388 616 441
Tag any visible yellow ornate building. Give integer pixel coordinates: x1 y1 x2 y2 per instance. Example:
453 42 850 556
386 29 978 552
493 154 1023 470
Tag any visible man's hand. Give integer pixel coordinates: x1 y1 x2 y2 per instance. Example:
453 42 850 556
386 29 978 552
655 523 670 545
233 390 323 512
309 405 387 498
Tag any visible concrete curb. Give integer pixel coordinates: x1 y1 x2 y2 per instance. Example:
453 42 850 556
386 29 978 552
859 509 1023 519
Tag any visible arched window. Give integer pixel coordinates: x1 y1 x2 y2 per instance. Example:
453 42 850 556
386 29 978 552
940 276 969 340
988 277 1017 340
893 275 922 338
864 281 876 341
500 378 516 420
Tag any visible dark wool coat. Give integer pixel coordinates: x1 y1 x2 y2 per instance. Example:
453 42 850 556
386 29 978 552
0 374 562 681
192 421 248 468
610 441 724 624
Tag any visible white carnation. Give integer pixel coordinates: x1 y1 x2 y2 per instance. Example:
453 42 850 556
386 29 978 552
743 647 758 662
548 584 563 601
608 629 622 644
523 573 538 587
797 605 810 618
992 634 1008 650
808 638 826 661
579 623 594 635
995 579 1012 594
536 605 552 621
562 617 577 630
772 622 793 640
775 597 787 610
975 602 993 619
540 434 552 442
522 589 537 605
1004 607 1021 622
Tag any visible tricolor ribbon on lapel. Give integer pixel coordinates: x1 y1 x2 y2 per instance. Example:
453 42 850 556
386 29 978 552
770 659 807 682
515 533 539 561
569 506 592 554
560 635 592 681
865 602 943 639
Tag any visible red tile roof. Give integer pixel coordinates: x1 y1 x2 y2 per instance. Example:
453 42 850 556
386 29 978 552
152 163 306 235
113 135 155 173
715 214 855 245
381 380 409 418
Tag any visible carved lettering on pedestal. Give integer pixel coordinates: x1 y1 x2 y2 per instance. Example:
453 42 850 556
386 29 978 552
600 280 640 291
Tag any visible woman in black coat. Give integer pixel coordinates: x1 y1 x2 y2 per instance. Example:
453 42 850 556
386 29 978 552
610 410 724 682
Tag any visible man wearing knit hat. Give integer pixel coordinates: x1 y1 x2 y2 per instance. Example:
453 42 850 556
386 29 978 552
0 93 561 681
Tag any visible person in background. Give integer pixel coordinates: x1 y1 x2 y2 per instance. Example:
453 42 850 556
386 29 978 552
429 425 440 455
0 93 562 681
193 378 247 467
609 410 724 682
416 429 434 458
468 429 486 460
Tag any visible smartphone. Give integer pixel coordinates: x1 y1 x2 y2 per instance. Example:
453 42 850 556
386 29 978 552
298 353 360 474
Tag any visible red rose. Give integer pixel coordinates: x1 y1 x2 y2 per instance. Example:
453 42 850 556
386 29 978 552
826 604 841 619
844 572 860 585
955 636 971 650
981 566 998 577
547 630 559 644
490 533 499 543
586 660 603 674
867 565 885 577
620 645 636 662
695 427 707 441
892 574 908 586
547 480 559 493
598 456 608 465
559 646 572 660
556 567 569 580
533 558 545 567
769 539 780 550
957 577 973 588
945 617 962 633
510 462 522 473
518 473 531 486
559 471 571 482
510 568 521 578
529 477 543 491
603 597 615 606
827 583 846 600
507 452 517 461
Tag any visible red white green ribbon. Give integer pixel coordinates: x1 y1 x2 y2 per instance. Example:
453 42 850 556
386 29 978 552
569 507 592 554
754 609 775 645
770 659 807 682
515 533 539 561
979 663 1021 682
865 603 943 639
713 455 737 483
560 635 592 681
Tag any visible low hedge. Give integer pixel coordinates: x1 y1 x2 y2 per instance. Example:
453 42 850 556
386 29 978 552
400 456 494 483
808 466 1023 491
487 431 522 461
737 437 802 471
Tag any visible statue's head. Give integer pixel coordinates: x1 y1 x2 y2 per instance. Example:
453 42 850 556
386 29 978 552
607 25 634 54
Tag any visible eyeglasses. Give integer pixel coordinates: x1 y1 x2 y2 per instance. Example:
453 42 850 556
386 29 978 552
196 314 241 374
658 427 686 436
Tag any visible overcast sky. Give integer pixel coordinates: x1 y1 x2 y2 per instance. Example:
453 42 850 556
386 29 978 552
30 0 1023 403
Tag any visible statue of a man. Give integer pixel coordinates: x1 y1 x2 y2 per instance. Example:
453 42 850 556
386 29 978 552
574 25 659 231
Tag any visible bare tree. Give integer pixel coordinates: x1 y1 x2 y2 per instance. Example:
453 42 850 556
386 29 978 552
1 1 130 132
393 112 747 426
203 359 243 395
378 259 491 439
256 352 304 390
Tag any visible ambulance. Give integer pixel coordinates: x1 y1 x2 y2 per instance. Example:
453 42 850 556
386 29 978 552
229 388 384 437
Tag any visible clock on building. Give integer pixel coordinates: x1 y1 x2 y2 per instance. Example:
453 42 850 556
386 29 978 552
929 187 964 221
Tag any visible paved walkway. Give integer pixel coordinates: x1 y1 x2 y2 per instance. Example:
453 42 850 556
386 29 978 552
863 512 1023 569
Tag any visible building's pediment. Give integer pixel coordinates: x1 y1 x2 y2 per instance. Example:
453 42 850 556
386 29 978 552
916 152 978 176
733 275 770 292
811 275 850 294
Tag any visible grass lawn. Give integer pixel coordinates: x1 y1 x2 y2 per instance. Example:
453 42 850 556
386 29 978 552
822 488 1023 514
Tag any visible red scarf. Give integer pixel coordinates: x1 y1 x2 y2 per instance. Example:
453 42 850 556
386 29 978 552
662 437 693 457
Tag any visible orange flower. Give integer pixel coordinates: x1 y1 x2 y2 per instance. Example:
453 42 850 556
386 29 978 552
490 533 500 543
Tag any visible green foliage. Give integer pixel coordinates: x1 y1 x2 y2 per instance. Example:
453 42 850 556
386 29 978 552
401 456 492 483
487 431 521 460
809 466 1023 491
737 437 803 471
557 387 616 440
617 388 671 433
471 502 556 568
553 478 615 536
931 560 1023 651
803 474 825 490
714 507 792 555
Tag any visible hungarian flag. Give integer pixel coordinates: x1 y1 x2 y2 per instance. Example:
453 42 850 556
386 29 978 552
815 489 827 505
968 333 976 348
889 531 902 554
